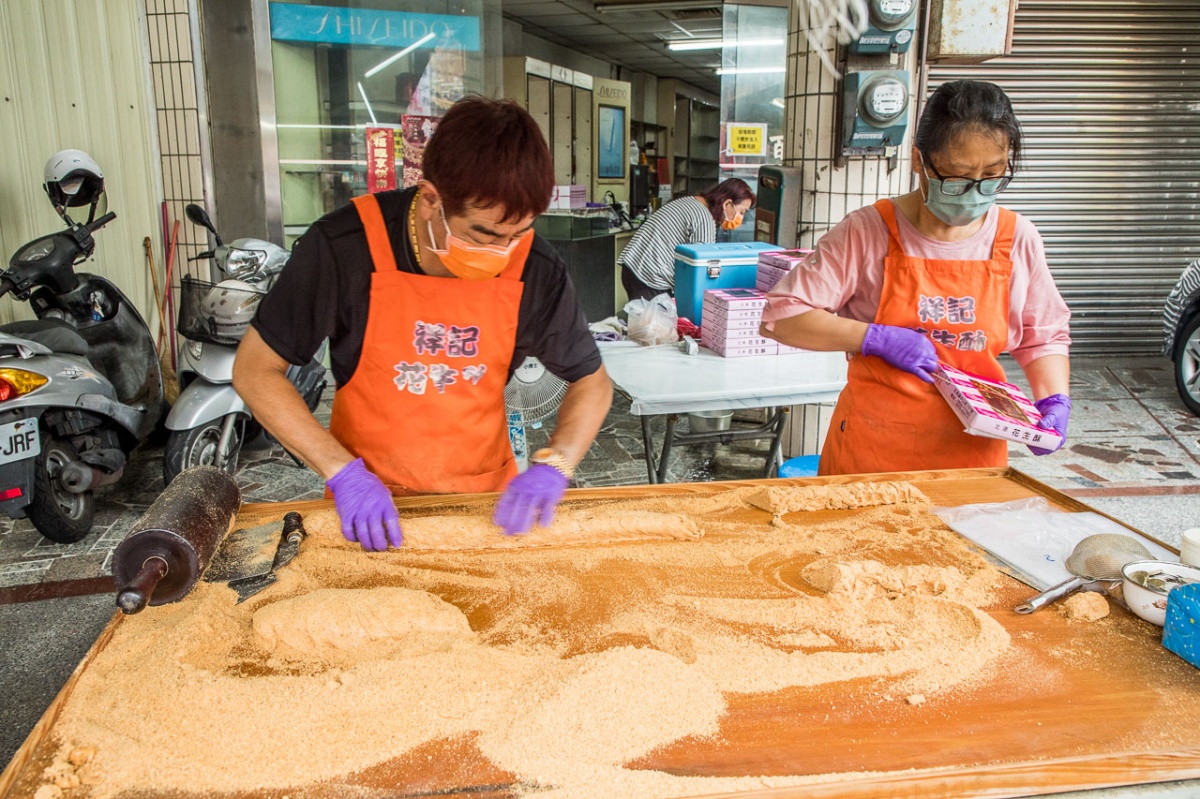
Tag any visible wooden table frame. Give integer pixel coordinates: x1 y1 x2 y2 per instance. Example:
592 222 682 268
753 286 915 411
3 468 1198 799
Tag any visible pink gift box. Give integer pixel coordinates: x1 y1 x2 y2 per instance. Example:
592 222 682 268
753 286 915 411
757 248 815 269
934 363 1063 449
702 338 779 357
703 288 768 310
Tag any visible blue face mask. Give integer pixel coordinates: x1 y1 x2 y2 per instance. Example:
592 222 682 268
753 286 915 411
922 179 996 226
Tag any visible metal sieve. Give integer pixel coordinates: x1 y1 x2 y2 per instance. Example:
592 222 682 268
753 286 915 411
1014 533 1152 614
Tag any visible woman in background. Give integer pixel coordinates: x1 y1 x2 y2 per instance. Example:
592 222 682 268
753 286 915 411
618 178 756 303
761 80 1072 475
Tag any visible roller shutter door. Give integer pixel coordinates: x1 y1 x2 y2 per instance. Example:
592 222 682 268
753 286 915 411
928 0 1200 354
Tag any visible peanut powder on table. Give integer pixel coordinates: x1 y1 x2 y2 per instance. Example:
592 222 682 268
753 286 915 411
48 482 1013 798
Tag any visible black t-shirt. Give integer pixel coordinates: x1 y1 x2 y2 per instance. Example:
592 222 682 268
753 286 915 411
252 187 602 387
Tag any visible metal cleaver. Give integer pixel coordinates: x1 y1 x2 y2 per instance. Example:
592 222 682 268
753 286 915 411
203 517 289 584
226 512 307 602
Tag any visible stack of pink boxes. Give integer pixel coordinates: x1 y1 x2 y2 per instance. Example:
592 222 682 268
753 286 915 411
700 288 778 357
756 248 814 292
700 247 818 357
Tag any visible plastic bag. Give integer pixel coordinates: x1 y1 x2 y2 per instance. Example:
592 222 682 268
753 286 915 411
624 293 679 347
932 497 1174 591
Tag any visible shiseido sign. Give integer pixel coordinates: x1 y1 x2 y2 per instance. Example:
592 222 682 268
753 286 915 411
597 85 629 101
269 2 481 51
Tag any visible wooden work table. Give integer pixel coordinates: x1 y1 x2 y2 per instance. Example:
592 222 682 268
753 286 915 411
2 468 1199 799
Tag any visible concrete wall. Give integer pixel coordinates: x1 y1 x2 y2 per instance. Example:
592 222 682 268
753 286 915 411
198 0 271 241
0 0 163 326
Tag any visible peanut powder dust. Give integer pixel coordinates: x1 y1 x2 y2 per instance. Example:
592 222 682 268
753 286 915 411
46 482 1013 798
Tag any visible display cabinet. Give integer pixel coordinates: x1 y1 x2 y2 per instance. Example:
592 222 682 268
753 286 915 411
656 79 720 199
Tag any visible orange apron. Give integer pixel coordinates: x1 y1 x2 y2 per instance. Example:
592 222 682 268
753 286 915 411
819 199 1016 475
328 193 529 495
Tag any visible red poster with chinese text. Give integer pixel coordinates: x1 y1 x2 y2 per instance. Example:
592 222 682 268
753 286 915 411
365 127 396 193
401 115 439 188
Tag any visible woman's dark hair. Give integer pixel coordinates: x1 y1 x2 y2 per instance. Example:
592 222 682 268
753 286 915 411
423 96 554 221
699 178 756 227
914 80 1023 173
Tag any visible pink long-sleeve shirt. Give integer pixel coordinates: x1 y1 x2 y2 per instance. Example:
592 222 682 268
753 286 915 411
761 203 1071 367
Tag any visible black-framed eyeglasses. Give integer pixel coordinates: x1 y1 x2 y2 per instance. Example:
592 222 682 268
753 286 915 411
921 153 1013 197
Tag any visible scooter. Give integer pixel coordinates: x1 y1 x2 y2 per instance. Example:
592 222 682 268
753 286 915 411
162 204 326 485
0 152 164 543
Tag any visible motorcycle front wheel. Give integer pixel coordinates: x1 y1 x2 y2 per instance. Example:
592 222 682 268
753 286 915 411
163 415 243 486
29 435 95 544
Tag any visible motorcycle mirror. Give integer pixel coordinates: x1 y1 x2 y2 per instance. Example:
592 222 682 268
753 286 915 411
88 191 109 226
185 204 222 246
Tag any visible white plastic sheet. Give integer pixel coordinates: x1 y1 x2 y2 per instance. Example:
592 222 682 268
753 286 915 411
933 497 1176 591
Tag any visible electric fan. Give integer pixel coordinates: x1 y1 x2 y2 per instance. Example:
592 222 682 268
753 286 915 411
504 357 568 470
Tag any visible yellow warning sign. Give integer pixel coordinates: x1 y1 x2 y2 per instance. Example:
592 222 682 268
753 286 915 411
726 123 767 156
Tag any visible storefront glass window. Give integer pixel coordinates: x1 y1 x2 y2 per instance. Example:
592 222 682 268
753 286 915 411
268 0 492 242
719 4 787 242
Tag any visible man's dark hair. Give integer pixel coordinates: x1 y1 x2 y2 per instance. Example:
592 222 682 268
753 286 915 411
423 97 555 221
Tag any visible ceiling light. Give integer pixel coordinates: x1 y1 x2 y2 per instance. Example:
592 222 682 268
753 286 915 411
595 0 720 13
714 66 786 75
363 32 437 78
667 36 783 51
666 38 722 50
770 98 786 108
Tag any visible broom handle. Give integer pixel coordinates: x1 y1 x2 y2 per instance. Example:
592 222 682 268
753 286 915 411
143 237 169 353
163 220 180 370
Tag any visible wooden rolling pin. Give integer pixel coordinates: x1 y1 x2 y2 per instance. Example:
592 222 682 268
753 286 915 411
112 467 241 614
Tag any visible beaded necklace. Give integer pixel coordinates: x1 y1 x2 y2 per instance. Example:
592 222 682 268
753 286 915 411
408 190 423 270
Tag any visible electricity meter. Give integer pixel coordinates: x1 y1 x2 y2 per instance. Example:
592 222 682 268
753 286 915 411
849 0 918 54
841 70 911 151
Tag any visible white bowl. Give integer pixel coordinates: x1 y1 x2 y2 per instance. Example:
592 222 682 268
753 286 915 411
1120 559 1200 626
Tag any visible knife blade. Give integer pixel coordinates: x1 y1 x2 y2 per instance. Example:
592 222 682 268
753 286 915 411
228 512 307 603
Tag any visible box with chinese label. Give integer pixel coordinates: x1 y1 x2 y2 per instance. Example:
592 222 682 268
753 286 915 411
756 248 814 291
703 287 769 311
699 288 779 357
702 288 768 325
700 323 777 349
701 312 761 331
701 335 778 357
933 363 1063 450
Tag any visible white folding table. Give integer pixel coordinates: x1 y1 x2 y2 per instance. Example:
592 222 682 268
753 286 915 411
598 342 849 483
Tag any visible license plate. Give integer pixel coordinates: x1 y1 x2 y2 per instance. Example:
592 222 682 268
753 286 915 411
0 419 40 465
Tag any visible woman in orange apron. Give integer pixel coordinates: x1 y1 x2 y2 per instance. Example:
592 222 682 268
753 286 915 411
762 80 1071 475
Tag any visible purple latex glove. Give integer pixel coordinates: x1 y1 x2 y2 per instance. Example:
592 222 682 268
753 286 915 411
1029 393 1071 456
493 464 569 536
860 324 939 383
326 458 403 551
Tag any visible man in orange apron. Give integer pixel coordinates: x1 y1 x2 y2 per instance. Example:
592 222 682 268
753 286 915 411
761 80 1071 475
233 98 613 550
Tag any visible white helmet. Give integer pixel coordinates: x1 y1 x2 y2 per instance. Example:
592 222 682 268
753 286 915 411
44 149 105 208
201 279 263 340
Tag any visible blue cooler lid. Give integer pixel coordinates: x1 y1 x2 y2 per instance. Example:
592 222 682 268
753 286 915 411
675 242 784 264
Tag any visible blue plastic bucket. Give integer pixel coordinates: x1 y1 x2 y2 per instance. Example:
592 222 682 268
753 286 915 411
778 455 820 478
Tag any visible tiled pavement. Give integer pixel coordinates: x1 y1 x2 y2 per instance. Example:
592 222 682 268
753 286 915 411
2 354 1199 592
